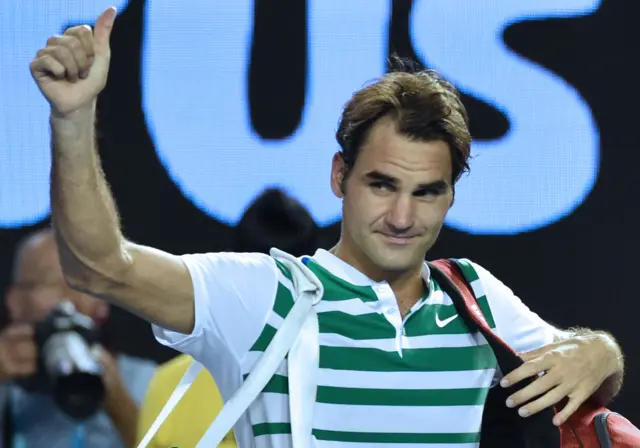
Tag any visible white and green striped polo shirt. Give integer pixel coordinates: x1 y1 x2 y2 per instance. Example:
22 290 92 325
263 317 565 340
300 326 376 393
153 249 556 448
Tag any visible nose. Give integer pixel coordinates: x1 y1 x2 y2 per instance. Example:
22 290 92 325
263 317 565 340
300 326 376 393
386 194 415 233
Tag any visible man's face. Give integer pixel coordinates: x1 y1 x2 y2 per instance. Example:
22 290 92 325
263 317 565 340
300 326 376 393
331 115 454 276
7 233 109 324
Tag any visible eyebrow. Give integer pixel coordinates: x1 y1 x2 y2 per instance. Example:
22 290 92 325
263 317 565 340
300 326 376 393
364 170 450 191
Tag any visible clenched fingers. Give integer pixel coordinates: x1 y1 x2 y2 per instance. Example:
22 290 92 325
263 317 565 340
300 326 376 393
3 324 34 339
33 30 96 82
30 52 66 80
36 43 79 81
64 25 96 78
65 25 95 58
0 325 37 378
46 35 85 80
3 349 37 377
9 338 37 363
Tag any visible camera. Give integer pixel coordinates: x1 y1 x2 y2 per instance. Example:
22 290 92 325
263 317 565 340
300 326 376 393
17 301 106 420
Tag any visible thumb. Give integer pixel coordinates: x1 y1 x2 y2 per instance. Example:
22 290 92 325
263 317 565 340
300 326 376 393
93 7 117 52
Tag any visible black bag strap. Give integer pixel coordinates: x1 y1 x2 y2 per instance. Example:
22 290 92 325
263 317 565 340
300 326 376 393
428 259 561 448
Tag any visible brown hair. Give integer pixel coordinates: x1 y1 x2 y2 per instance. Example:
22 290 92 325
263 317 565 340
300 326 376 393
335 63 471 187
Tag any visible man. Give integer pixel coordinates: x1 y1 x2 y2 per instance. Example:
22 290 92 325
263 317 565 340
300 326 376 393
136 188 317 447
1 228 156 447
30 8 624 447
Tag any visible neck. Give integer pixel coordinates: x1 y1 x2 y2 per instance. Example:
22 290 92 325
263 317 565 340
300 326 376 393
330 240 425 300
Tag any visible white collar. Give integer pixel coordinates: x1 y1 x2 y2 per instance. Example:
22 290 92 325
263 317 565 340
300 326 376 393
310 249 431 287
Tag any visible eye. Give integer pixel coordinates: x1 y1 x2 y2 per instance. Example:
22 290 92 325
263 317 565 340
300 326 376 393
413 187 441 198
370 181 394 192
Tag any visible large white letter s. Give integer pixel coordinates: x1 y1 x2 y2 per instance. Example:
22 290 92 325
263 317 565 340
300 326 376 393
411 0 602 234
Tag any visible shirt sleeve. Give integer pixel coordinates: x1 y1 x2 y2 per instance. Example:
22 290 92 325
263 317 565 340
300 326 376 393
469 260 556 354
152 252 280 363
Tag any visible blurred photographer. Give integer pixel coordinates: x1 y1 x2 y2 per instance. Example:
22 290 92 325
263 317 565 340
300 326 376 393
0 229 156 448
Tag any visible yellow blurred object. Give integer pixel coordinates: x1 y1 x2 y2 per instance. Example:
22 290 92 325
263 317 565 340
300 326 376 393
136 354 237 447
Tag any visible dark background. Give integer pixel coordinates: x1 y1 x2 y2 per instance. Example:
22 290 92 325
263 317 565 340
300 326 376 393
1 0 638 422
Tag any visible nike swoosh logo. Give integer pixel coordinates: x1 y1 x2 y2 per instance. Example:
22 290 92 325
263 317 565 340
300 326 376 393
435 313 458 328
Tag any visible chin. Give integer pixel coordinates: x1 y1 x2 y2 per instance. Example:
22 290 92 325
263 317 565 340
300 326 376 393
370 253 420 273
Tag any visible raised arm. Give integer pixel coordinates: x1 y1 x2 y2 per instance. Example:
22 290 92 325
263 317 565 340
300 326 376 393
30 8 194 333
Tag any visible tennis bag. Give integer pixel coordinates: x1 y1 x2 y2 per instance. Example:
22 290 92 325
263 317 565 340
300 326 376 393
428 259 640 448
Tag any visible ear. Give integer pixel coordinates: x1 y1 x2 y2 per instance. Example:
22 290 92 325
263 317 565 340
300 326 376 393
5 285 22 322
330 152 346 198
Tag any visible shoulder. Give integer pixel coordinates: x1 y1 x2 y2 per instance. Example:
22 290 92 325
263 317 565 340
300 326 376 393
453 257 528 314
454 258 495 282
454 258 511 300
453 258 556 351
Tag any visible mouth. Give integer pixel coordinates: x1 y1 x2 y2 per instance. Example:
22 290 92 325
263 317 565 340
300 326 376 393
377 233 417 246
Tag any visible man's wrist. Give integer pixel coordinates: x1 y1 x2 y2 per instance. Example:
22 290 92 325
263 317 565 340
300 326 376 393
555 329 623 378
591 332 624 376
50 102 96 136
587 332 624 405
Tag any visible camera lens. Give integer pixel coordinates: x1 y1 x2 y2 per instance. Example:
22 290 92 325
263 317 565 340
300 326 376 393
53 371 105 420
42 324 105 420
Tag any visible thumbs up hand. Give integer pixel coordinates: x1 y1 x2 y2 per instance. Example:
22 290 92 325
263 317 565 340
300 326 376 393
30 7 117 117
